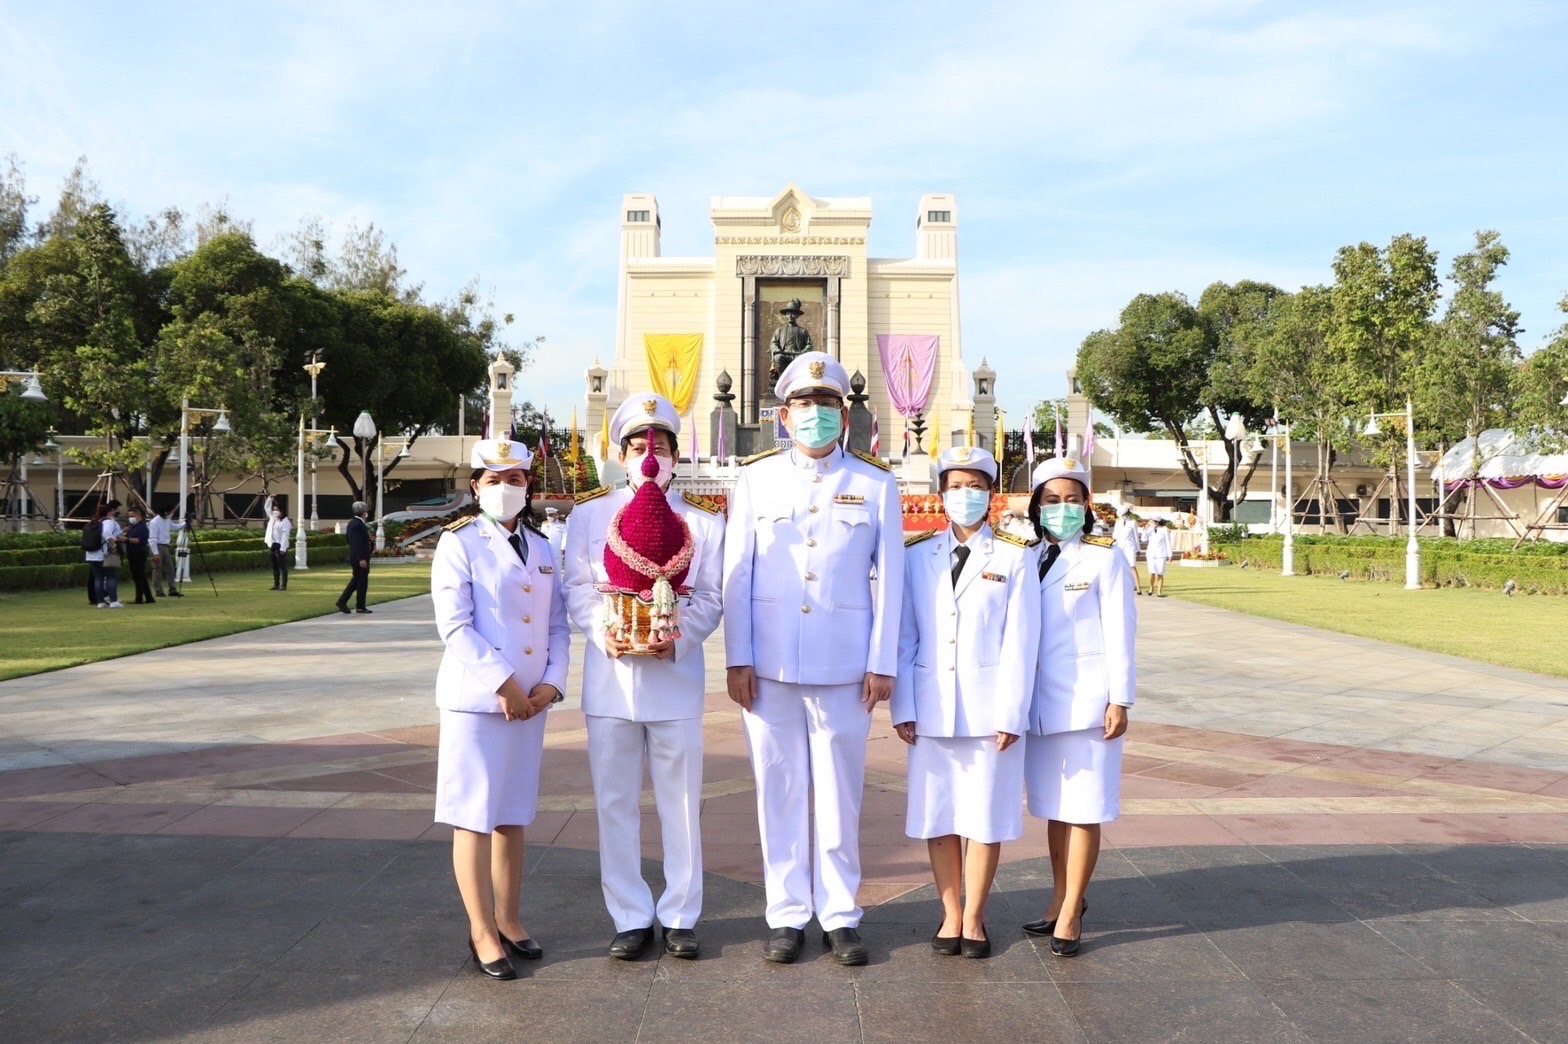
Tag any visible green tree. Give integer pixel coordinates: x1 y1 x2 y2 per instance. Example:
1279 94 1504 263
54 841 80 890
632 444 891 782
1075 291 1266 519
0 152 36 269
1513 294 1568 453
1416 230 1522 508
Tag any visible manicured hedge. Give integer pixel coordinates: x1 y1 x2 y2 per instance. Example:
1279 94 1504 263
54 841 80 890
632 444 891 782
1217 535 1568 594
0 536 355 592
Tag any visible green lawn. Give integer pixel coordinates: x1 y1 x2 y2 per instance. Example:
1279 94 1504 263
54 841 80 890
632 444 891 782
0 563 432 681
1158 564 1568 678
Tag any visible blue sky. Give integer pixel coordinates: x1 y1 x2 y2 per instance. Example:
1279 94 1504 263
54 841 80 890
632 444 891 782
4 1 1566 423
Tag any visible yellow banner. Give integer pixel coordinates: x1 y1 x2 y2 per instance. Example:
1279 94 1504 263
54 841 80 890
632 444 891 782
643 333 704 415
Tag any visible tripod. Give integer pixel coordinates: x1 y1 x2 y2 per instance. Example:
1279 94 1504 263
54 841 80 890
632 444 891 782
176 524 221 597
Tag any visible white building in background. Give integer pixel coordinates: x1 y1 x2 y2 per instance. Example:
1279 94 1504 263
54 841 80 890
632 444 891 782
588 184 990 475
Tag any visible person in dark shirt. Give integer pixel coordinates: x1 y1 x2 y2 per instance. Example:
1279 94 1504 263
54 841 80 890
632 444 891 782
337 501 374 614
124 506 156 605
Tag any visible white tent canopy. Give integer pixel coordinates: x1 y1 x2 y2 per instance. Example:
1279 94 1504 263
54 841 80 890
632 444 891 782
1431 429 1568 482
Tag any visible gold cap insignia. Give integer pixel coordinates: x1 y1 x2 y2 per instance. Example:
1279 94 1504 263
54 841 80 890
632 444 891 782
808 360 826 379
496 440 512 459
953 447 972 462
642 399 657 415
1063 458 1079 470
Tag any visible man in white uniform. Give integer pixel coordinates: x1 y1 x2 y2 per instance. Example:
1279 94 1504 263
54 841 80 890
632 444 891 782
564 395 725 961
541 506 567 572
1112 506 1144 596
723 351 904 967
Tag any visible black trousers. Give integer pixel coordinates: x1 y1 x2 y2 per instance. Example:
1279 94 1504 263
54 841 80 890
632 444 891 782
338 563 369 610
270 548 289 588
129 551 155 603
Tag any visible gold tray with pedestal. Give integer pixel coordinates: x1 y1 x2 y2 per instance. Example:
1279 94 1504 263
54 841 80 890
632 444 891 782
604 590 663 655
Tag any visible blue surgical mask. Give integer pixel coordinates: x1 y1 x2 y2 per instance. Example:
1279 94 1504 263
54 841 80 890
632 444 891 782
943 488 990 527
1039 502 1086 540
790 405 843 449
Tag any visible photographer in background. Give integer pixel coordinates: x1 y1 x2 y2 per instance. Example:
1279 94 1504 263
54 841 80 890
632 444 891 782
265 502 293 591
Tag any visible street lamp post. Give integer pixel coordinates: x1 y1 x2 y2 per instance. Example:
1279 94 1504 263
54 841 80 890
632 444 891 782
178 398 230 531
292 418 335 570
45 429 62 523
1244 421 1295 576
0 371 47 534
304 352 326 532
1363 399 1422 590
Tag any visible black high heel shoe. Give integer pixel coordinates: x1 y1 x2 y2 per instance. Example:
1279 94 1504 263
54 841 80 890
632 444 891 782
1049 909 1086 958
468 936 517 979
1022 898 1088 938
931 927 961 956
499 929 543 961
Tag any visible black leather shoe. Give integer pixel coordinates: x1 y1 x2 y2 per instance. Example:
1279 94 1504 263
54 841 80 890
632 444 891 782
608 926 655 960
822 927 868 966
931 928 961 956
467 937 516 980
763 926 804 964
1049 934 1081 958
1023 899 1087 938
499 930 542 961
337 604 351 614
663 927 700 959
355 607 373 614
960 927 991 960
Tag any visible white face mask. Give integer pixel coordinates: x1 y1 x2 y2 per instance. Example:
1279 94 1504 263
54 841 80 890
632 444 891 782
477 482 529 521
626 450 675 490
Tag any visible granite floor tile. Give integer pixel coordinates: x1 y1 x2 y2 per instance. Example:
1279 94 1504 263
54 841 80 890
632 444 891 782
1055 980 1312 1044
857 981 1081 1043
1262 979 1532 1043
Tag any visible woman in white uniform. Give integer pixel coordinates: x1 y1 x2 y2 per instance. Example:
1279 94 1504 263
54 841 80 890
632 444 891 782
1112 506 1144 596
892 447 1040 959
1022 456 1136 958
432 438 570 980
1145 519 1172 597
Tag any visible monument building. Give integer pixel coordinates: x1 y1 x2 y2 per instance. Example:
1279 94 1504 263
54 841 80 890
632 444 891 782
587 185 993 475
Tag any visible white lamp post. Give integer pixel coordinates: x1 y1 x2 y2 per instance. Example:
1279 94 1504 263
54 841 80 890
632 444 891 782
1 371 47 533
304 352 326 532
45 429 62 523
1243 420 1296 576
1363 398 1422 590
178 398 230 530
293 419 335 569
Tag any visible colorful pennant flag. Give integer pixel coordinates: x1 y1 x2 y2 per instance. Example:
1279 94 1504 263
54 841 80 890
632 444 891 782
869 406 881 458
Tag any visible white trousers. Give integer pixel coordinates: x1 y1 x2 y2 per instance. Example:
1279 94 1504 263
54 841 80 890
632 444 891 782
742 679 869 931
586 714 704 932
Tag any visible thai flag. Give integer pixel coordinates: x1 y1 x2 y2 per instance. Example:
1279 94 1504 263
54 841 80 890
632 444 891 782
869 407 881 458
537 409 552 458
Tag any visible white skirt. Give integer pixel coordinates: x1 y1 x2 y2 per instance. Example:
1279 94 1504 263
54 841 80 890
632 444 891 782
1117 542 1138 567
1024 727 1122 824
906 735 1025 844
1146 555 1170 576
434 708 546 833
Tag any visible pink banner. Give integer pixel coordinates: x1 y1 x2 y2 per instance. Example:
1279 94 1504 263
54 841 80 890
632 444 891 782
875 334 940 418
1445 476 1568 492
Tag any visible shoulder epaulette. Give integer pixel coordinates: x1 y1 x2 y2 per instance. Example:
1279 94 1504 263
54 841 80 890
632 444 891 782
994 529 1040 549
682 491 722 515
574 486 610 505
443 514 478 533
850 449 891 472
904 529 939 547
741 447 782 466
1083 534 1115 548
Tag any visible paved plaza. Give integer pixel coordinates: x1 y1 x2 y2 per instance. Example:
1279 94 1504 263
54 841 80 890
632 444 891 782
4 593 1568 1041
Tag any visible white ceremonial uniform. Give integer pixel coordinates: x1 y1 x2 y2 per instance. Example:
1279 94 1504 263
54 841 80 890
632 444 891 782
542 515 567 571
1026 531 1137 824
564 483 724 933
431 513 570 833
723 443 903 931
1112 514 1140 568
892 523 1040 843
1145 526 1172 575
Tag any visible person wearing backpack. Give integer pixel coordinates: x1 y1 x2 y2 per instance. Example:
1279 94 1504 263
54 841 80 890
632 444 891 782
84 500 125 609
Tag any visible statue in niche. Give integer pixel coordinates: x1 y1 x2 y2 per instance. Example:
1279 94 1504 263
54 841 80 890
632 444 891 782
768 298 815 384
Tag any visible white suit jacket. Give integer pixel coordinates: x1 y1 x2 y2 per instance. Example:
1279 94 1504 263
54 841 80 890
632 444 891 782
891 524 1041 738
1029 533 1137 735
563 485 725 722
723 446 903 684
1145 527 1172 560
432 514 570 714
